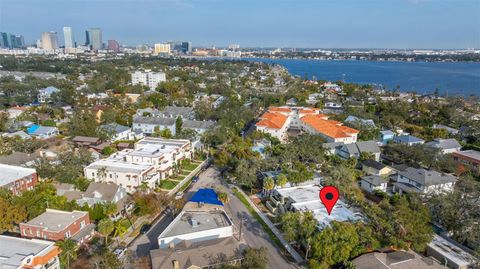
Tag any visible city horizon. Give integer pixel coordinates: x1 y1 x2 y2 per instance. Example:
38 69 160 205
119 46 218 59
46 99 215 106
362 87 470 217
1 0 479 49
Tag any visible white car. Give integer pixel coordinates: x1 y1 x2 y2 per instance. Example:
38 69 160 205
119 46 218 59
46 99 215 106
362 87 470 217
175 192 184 200
113 247 127 258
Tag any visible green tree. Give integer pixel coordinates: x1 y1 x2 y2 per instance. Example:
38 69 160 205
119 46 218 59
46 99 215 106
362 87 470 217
175 116 183 134
277 174 288 188
56 239 77 268
309 222 360 268
96 250 123 269
0 112 9 132
0 195 27 233
263 177 275 195
97 218 114 245
113 219 129 241
241 247 268 269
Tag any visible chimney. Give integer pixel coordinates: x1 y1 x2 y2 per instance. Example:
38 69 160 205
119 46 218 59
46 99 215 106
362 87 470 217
172 260 179 269
169 242 175 249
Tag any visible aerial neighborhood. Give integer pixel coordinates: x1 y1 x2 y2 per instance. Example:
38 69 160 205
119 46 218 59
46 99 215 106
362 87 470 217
0 48 478 269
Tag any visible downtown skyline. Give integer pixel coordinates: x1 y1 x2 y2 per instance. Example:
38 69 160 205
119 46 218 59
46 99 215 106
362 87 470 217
0 0 479 49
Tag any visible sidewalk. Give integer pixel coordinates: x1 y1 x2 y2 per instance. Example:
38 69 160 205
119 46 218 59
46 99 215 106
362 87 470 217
110 215 151 249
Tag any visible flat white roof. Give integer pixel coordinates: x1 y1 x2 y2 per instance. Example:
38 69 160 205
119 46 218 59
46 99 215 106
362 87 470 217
85 149 154 174
276 185 363 229
0 164 36 186
0 235 55 268
428 235 475 266
159 210 232 239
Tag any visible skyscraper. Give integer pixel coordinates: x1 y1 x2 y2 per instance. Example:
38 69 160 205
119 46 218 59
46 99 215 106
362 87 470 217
63 27 75 48
107 40 120 52
181 42 192 54
0 32 11 48
86 28 102 50
85 30 91 46
41 31 59 51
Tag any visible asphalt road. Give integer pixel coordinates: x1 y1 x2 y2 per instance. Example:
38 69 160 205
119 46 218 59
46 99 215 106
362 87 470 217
129 167 297 269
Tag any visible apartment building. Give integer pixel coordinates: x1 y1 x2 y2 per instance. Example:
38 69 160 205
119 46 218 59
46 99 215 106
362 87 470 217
84 138 193 192
131 69 166 90
19 209 94 244
256 106 358 143
0 164 38 195
0 235 61 269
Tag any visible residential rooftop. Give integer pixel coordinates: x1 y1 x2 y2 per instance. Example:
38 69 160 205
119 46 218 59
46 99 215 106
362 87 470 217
428 234 475 267
275 185 363 229
398 167 457 186
160 210 232 238
0 235 58 269
453 150 480 161
0 164 36 186
353 250 445 269
22 209 88 232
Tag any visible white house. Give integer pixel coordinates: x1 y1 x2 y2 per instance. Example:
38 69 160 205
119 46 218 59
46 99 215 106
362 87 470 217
426 138 461 154
37 86 60 103
84 138 193 193
392 167 457 195
360 175 388 193
99 123 141 142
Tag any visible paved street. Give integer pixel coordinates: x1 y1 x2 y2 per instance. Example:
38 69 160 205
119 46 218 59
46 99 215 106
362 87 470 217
129 167 297 269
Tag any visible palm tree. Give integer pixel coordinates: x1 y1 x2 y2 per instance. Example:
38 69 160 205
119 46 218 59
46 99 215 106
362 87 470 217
263 177 275 196
113 220 129 244
277 174 288 189
103 201 117 219
138 181 149 193
56 239 77 268
97 218 114 245
97 166 108 182
217 192 229 204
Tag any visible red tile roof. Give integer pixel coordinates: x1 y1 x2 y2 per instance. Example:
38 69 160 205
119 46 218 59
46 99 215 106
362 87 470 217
256 112 288 129
268 106 292 113
300 114 359 139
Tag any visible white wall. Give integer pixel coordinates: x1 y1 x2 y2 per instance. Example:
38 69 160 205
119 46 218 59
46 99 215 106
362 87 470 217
158 226 233 249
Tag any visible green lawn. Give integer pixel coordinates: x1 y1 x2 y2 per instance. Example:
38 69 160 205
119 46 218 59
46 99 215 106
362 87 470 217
178 178 193 192
159 180 178 190
232 188 282 248
183 163 199 171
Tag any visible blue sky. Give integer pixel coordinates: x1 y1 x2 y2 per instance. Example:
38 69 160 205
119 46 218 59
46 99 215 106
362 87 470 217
0 0 479 48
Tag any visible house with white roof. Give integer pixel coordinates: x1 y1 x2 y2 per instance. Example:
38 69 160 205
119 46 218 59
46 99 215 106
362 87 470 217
268 185 363 230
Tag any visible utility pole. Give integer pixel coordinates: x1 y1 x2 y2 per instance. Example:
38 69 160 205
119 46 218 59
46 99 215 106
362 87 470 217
305 238 311 260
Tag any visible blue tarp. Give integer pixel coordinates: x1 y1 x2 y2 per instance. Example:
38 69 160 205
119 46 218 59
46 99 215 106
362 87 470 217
189 188 223 206
27 125 40 134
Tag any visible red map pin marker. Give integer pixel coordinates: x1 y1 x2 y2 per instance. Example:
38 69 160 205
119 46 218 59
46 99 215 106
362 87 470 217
319 186 339 215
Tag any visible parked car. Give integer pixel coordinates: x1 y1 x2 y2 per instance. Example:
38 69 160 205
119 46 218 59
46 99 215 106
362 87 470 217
192 176 199 183
140 223 152 234
113 247 127 258
175 191 184 200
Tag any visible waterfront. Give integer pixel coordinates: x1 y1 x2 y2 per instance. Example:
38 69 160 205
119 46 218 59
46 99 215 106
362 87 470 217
244 58 480 96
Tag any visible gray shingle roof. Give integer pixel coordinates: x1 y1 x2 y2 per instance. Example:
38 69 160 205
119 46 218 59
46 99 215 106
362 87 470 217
133 116 176 126
362 159 387 170
398 167 457 186
356 141 381 154
100 123 131 134
394 135 425 143
183 120 216 130
426 138 461 150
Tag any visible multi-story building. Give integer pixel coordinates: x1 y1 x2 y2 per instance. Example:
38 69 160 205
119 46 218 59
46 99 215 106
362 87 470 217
131 69 166 90
84 138 193 192
41 31 59 51
37 86 60 103
256 106 359 143
0 32 24 48
0 164 38 195
181 41 192 54
19 209 94 244
0 235 61 269
62 26 75 48
154 43 171 55
453 150 480 168
107 40 120 52
392 167 457 195
86 28 102 50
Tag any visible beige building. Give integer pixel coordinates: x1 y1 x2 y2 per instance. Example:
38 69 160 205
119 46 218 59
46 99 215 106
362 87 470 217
154 43 171 55
41 31 58 51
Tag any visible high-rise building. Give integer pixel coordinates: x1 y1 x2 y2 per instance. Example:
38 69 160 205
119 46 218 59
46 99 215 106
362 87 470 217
107 40 120 52
181 41 192 54
0 32 23 48
63 27 75 48
86 28 102 50
154 43 171 55
41 31 59 51
85 30 91 46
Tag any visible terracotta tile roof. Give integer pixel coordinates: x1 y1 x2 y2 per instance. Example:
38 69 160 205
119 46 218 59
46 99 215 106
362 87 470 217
268 106 292 113
300 114 359 139
256 112 288 129
298 108 322 114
